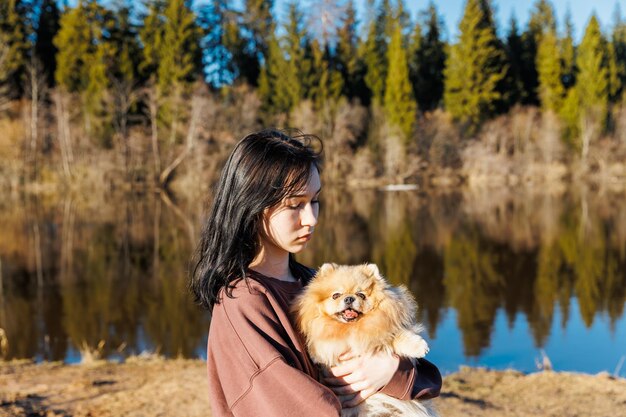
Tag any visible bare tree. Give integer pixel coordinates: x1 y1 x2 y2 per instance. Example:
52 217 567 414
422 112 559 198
160 190 196 247
159 87 206 186
614 104 626 146
0 34 10 114
143 82 161 179
580 108 601 163
110 76 139 177
538 110 562 164
24 55 48 180
53 90 74 179
327 99 367 183
60 196 75 284
307 0 346 46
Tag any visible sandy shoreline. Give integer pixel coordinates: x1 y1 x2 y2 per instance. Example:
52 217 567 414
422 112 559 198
1 358 625 417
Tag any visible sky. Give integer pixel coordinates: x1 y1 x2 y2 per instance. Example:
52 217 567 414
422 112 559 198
274 0 622 43
418 0 620 41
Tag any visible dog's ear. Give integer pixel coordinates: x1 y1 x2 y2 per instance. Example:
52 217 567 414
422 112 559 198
318 262 338 276
363 263 381 277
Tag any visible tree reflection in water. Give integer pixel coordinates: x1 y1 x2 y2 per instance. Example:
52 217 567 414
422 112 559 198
1 186 625 362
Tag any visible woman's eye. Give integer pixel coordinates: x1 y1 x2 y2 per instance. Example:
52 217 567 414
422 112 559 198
332 292 341 300
312 199 320 205
356 292 366 300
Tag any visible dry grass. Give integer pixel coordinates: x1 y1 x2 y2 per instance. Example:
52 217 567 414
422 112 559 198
1 360 625 417
79 340 106 365
0 328 8 360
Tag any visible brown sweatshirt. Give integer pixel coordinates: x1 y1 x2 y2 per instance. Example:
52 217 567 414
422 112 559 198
207 271 441 417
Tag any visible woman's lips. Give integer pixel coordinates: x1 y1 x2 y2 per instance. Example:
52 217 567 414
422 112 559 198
297 233 312 241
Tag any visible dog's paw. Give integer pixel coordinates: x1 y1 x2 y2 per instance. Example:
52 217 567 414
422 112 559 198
413 337 429 358
394 332 430 358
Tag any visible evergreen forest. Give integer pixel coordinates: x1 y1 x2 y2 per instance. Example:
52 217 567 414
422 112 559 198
2 0 626 191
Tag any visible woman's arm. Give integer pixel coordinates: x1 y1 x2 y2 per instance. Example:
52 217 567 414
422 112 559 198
381 356 442 400
207 284 341 417
323 352 441 407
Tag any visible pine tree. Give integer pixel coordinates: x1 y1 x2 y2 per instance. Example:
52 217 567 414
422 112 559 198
608 41 621 102
258 33 292 115
384 23 417 140
54 3 92 92
35 0 60 87
0 0 28 97
362 18 385 105
576 15 609 121
536 30 564 112
54 0 115 144
0 31 10 110
307 39 343 111
443 0 507 130
380 0 395 39
408 20 422 91
611 5 626 101
225 0 274 86
504 14 525 105
83 1 115 140
283 1 307 105
139 0 165 80
109 0 139 85
518 0 557 105
84 42 111 144
560 10 576 89
153 0 202 148
335 0 362 100
362 0 390 106
560 84 579 147
410 2 446 111
528 0 557 38
570 15 610 156
158 0 202 94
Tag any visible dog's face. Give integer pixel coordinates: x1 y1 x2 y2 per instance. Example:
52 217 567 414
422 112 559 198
295 262 419 362
310 263 387 324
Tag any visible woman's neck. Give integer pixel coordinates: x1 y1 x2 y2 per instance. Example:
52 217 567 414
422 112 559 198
249 248 295 282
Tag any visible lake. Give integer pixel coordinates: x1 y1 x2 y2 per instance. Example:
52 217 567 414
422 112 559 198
1 186 625 375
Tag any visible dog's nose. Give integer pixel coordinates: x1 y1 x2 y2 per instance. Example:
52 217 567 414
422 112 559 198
344 296 355 305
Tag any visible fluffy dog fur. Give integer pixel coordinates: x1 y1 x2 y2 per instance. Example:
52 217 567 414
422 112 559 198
292 263 437 417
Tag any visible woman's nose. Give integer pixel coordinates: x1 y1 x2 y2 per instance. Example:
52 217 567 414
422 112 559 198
301 202 318 227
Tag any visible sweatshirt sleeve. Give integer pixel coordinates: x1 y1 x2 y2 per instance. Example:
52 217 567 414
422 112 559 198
379 357 442 400
207 284 341 417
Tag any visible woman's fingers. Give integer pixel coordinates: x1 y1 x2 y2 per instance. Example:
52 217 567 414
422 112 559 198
328 380 370 395
323 371 362 386
342 388 377 408
329 359 359 377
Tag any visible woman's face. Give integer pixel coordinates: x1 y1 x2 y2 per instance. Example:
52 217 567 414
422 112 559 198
260 166 321 256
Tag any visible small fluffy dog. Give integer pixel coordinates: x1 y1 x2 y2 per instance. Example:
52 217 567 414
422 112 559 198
293 263 437 417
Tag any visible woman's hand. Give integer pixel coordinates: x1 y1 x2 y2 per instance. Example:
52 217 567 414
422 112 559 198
323 351 399 408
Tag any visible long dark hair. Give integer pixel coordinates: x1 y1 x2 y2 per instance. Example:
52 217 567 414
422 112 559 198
190 129 322 311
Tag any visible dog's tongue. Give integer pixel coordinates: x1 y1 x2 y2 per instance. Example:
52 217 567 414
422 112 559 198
343 309 358 319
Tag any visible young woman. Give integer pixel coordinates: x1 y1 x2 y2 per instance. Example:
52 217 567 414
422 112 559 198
191 129 441 417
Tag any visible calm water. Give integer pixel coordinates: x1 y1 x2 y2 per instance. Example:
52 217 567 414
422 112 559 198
1 187 625 375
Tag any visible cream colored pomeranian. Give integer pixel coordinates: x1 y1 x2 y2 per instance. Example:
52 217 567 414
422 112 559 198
292 263 438 417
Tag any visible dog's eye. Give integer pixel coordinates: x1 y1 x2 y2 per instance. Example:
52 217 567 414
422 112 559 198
356 292 366 300
332 292 341 300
